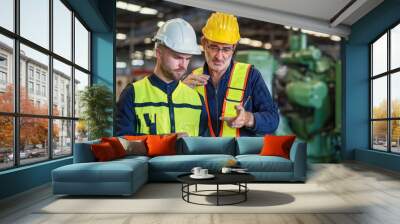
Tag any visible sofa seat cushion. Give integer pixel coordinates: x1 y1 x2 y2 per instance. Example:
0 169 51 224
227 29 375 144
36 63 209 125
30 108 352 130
236 155 293 172
53 159 147 183
149 154 235 172
117 155 150 163
179 137 235 155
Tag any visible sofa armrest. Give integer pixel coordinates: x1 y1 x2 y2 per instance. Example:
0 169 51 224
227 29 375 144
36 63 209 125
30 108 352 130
73 140 100 163
289 141 307 181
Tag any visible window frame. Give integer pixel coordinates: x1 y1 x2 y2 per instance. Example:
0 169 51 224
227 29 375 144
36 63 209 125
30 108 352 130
370 20 400 154
0 0 92 171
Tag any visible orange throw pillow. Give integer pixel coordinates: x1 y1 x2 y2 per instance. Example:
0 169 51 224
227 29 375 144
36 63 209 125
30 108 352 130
260 135 296 159
124 135 148 141
146 134 177 157
101 137 126 158
91 142 117 161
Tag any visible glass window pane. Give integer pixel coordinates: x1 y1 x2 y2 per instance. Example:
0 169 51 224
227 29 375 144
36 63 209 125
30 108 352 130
372 33 387 76
391 72 400 118
0 34 14 112
75 120 88 143
74 18 89 70
372 121 388 151
53 119 72 158
20 0 49 49
391 120 400 153
20 117 49 165
0 116 14 170
391 24 400 70
0 0 14 31
53 59 72 117
372 77 387 119
53 0 72 60
74 69 89 118
20 44 49 115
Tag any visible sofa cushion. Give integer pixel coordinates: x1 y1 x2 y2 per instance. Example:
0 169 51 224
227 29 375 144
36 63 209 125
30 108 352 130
124 135 148 141
148 154 235 172
236 137 263 155
147 134 177 157
101 137 127 158
260 135 296 159
52 158 147 183
115 155 150 163
236 155 293 172
91 142 118 161
118 137 147 156
179 137 235 155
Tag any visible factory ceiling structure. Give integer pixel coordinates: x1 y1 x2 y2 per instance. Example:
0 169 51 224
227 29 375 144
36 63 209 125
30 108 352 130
116 0 383 67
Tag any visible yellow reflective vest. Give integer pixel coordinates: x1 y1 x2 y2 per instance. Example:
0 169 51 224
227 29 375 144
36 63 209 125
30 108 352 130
133 76 203 136
192 62 251 137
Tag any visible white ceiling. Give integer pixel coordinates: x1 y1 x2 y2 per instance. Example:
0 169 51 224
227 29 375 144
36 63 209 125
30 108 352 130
165 0 384 38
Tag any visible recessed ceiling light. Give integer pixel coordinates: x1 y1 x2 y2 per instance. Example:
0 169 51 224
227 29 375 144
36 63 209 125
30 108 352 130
132 59 144 66
144 37 152 44
140 7 158 15
116 33 127 40
239 38 251 45
116 1 128 9
330 35 341 42
127 3 141 12
116 1 141 12
116 61 127 69
250 40 263 47
157 21 165 27
263 43 272 49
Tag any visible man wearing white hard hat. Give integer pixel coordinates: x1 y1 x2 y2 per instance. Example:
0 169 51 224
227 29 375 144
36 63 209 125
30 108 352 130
117 18 208 136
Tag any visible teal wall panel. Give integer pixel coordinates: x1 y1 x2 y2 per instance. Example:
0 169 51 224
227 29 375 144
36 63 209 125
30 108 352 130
344 0 400 171
0 158 72 199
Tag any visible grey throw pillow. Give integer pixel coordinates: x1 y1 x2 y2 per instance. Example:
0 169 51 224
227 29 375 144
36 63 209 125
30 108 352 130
118 137 147 156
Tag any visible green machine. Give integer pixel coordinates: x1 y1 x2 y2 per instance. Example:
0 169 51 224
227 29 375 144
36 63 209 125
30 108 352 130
236 33 341 162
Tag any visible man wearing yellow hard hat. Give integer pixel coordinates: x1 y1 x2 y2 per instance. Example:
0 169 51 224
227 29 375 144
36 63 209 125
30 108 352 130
183 12 279 137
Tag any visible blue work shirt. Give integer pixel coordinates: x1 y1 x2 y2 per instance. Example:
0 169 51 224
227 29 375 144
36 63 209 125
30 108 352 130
116 74 209 136
201 60 279 136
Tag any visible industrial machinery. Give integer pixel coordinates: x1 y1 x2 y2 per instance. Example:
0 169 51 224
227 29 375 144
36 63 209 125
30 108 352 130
236 33 341 162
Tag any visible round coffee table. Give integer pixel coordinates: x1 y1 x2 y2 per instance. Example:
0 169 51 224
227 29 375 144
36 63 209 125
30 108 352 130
177 172 255 206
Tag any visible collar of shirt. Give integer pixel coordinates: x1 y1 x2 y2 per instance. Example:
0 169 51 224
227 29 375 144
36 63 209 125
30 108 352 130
148 74 179 95
202 60 235 86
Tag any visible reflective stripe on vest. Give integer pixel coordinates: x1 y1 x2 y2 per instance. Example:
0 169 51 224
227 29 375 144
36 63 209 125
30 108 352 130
192 62 251 137
133 77 202 136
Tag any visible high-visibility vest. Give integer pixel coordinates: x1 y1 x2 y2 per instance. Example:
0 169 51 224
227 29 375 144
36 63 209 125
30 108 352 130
192 62 251 137
133 76 203 136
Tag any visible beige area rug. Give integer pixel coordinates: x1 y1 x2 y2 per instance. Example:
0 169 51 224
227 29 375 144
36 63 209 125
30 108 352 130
38 183 361 214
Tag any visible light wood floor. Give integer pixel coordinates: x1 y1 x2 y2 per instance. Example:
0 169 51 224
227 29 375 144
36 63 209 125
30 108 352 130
1 162 400 224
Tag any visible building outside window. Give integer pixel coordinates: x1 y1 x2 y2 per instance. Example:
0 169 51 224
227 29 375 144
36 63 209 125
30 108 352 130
41 73 46 83
35 83 40 95
28 81 34 94
0 54 7 89
0 71 6 84
28 66 34 80
35 70 40 81
41 85 46 97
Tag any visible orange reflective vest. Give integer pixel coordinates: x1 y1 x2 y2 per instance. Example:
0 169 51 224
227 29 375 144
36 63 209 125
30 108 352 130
192 62 251 137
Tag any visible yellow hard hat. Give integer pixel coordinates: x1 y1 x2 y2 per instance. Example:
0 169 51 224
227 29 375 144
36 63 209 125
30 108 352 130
202 12 240 45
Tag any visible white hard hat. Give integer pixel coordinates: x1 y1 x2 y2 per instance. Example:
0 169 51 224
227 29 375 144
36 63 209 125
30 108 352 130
153 18 201 55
